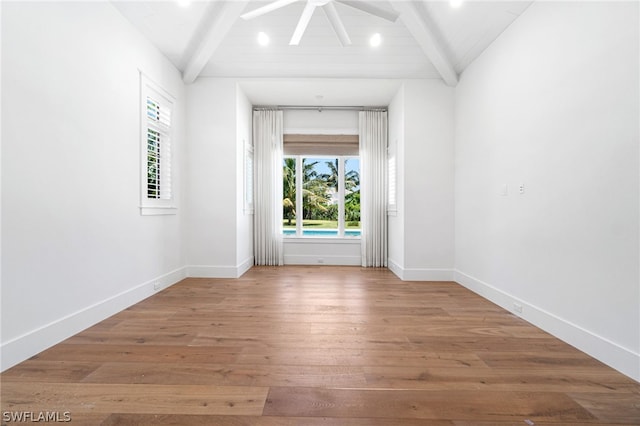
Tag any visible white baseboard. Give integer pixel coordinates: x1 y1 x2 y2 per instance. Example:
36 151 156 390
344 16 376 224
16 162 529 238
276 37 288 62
387 259 454 281
387 258 403 278
0 267 187 372
237 256 254 277
454 270 640 382
283 254 361 266
187 257 255 278
402 268 454 281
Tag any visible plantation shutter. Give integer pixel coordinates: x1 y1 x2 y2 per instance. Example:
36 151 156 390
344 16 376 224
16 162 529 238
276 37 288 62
145 93 173 200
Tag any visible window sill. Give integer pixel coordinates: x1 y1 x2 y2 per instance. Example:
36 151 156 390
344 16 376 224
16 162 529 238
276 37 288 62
283 237 361 244
140 206 177 216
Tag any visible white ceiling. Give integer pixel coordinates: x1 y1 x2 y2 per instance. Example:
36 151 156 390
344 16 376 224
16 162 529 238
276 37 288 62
112 0 532 104
206 1 436 79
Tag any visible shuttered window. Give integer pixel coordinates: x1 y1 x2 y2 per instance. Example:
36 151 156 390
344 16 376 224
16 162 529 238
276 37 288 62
387 144 397 214
140 74 176 215
145 95 172 200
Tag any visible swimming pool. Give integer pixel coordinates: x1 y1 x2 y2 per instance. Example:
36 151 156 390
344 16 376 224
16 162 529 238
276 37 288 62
283 229 361 237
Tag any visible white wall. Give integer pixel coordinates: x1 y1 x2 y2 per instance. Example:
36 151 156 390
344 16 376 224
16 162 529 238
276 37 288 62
284 109 358 134
283 239 361 266
387 85 405 272
185 78 252 277
454 1 639 380
404 80 455 279
186 82 364 269
388 81 455 280
236 86 254 270
1 1 186 371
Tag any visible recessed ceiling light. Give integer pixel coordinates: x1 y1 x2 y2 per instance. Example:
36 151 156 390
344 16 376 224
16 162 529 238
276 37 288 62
257 32 270 46
176 0 191 7
370 33 382 48
450 0 464 8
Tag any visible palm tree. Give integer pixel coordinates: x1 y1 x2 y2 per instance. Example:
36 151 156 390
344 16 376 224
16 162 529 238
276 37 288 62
302 159 329 219
344 160 360 224
345 159 360 190
321 159 339 191
317 158 360 224
345 190 360 222
320 159 360 191
282 158 296 225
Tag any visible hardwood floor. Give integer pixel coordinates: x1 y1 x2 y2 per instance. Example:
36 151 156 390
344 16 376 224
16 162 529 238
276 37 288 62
2 266 639 425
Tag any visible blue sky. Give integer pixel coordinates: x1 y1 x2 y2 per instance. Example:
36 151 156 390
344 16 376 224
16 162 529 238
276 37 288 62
305 157 360 178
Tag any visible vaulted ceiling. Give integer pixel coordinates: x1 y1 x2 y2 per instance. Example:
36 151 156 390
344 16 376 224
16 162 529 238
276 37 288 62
112 0 532 87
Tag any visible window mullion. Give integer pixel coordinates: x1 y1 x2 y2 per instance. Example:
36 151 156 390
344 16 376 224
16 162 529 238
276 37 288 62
295 156 303 237
338 156 345 237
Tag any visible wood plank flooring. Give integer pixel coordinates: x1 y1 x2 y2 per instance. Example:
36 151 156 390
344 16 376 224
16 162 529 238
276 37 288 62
2 266 639 425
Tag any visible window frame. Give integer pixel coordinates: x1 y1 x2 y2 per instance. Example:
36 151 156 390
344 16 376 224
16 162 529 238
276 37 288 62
387 142 397 216
139 73 177 216
244 139 254 215
283 154 360 239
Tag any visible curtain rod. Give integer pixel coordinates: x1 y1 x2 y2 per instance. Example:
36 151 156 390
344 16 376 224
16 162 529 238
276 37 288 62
253 105 387 112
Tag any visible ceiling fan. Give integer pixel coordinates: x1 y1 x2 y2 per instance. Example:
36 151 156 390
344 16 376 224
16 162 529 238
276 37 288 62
240 0 399 46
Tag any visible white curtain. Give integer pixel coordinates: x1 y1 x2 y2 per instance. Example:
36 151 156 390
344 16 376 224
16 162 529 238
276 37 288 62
253 109 284 266
359 110 388 267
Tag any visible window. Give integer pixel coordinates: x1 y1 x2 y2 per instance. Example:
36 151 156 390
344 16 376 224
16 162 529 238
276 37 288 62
387 143 397 215
283 155 360 238
140 74 176 215
282 134 360 238
244 139 254 214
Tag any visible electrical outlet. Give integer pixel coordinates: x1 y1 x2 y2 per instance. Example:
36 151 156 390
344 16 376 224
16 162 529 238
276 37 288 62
153 282 161 291
513 302 523 313
318 258 324 264
518 183 525 194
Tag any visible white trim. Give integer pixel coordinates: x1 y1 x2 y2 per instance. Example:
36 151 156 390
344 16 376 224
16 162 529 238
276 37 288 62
454 270 640 382
187 257 254 279
283 237 360 244
387 261 454 281
237 256 254 277
182 1 250 84
139 206 177 216
391 1 458 86
403 268 454 281
0 267 187 372
387 258 403 278
284 254 361 266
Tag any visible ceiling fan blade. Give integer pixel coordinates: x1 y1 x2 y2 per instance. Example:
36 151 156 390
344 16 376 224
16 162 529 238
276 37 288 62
290 2 316 45
241 0 300 20
322 3 352 46
336 0 399 22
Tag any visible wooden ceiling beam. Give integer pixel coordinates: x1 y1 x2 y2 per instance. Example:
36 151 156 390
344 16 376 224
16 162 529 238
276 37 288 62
182 1 250 84
391 1 458 87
